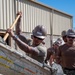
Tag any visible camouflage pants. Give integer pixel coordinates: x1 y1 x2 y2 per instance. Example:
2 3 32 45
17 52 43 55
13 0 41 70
63 68 75 75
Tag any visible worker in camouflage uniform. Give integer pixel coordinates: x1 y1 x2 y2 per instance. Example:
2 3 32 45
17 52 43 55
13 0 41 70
6 12 47 63
57 29 75 75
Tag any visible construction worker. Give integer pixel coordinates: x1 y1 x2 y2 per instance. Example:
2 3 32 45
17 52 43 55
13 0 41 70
45 40 64 75
57 29 75 75
45 40 61 64
6 12 47 63
61 30 67 44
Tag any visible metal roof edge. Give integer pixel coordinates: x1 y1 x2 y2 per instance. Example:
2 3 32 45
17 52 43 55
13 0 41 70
28 0 73 18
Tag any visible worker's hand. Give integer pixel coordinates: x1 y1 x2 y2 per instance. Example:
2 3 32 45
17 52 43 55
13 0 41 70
6 29 15 37
17 11 22 18
16 11 22 23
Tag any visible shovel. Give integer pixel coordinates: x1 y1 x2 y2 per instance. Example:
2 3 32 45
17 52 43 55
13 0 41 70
0 14 21 44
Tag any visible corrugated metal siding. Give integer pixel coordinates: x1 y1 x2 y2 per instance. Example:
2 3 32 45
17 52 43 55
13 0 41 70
53 10 72 35
0 0 15 30
0 0 72 35
15 0 51 34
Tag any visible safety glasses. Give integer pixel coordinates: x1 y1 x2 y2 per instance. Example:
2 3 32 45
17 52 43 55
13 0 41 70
67 36 75 39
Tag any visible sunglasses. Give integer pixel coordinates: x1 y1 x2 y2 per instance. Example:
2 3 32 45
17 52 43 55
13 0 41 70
33 36 43 40
67 36 75 39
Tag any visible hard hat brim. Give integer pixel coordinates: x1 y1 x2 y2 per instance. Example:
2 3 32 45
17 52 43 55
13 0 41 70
35 36 45 39
67 35 75 38
31 34 45 39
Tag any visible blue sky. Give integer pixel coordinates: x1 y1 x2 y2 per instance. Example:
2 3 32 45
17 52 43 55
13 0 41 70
38 0 75 29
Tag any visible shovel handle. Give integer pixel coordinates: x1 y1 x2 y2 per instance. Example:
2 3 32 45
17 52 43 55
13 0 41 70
3 15 21 41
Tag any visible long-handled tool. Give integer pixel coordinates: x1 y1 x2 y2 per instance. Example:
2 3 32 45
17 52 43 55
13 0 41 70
0 14 21 44
3 14 21 41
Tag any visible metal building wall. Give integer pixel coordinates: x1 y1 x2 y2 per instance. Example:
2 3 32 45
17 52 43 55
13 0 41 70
0 0 73 48
15 0 51 34
0 0 72 34
0 0 15 30
53 10 72 35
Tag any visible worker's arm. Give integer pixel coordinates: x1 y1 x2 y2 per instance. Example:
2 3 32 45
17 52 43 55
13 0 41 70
6 29 39 55
15 12 22 35
13 35 39 54
56 47 62 64
15 12 30 44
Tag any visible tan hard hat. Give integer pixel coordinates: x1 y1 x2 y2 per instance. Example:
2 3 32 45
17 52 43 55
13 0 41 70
32 25 47 39
66 29 75 37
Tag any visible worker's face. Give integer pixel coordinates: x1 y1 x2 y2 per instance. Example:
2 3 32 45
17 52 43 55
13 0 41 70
53 44 59 49
66 36 75 44
32 36 43 46
62 36 67 42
